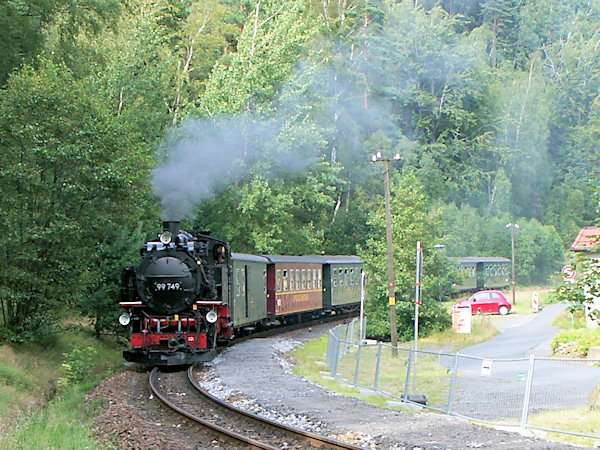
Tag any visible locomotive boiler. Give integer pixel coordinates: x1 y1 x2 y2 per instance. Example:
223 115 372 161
119 221 232 365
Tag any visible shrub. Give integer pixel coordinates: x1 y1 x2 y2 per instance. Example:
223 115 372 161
57 346 97 391
551 328 600 357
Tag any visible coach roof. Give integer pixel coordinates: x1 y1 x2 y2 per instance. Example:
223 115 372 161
263 255 362 264
231 253 270 263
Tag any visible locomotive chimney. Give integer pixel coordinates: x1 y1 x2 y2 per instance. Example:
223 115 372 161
163 221 181 237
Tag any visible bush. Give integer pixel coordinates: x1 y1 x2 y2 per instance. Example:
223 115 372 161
366 298 451 342
57 346 97 391
551 328 600 357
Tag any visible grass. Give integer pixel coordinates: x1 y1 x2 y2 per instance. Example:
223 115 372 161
0 326 123 448
511 286 553 313
291 286 600 447
526 407 600 448
552 308 586 329
291 316 501 412
417 314 499 350
7 387 105 449
292 337 401 410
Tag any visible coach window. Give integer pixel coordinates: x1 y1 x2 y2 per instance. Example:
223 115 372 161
318 269 322 288
333 269 337 288
349 268 354 285
300 269 305 290
276 270 282 292
283 270 288 291
290 269 295 291
307 269 312 289
236 268 241 296
241 272 245 297
296 269 300 290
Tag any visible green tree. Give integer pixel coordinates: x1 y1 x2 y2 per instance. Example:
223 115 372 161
85 224 150 336
196 0 318 115
0 0 122 84
360 172 452 341
488 59 553 219
0 61 151 339
193 162 342 255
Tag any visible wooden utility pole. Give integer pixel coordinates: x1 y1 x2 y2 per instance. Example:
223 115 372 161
383 158 399 354
371 152 402 354
506 222 519 305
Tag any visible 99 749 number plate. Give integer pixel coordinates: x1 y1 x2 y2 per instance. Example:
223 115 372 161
154 282 182 291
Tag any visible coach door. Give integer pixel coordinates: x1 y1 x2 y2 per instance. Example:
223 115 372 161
476 262 485 289
244 265 249 318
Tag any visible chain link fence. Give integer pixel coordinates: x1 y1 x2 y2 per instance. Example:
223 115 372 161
326 320 600 441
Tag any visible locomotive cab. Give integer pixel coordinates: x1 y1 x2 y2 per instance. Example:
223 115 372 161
119 221 232 366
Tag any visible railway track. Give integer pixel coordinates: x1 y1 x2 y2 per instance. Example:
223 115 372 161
149 366 365 449
229 312 356 347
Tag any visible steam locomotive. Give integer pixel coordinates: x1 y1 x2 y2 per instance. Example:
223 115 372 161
119 221 363 366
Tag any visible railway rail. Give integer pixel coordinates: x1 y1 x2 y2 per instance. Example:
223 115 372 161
230 311 356 346
148 366 364 449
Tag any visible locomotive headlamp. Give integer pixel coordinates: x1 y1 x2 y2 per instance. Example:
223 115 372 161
159 231 173 245
206 310 218 324
119 312 131 326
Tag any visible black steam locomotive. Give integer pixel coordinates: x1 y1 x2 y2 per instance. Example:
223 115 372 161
119 222 363 366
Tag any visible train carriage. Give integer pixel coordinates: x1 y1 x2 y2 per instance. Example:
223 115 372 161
317 256 363 313
230 253 269 328
265 256 323 320
454 256 511 292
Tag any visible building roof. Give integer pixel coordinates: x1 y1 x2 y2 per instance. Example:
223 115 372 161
570 227 600 252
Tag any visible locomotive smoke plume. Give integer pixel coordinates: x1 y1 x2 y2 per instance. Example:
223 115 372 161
152 117 310 221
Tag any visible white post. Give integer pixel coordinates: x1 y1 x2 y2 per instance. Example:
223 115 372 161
359 271 366 341
413 241 423 393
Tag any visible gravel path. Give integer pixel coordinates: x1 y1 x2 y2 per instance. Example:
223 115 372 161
209 324 576 449
87 323 579 449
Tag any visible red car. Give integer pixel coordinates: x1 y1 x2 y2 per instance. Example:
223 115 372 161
455 290 511 315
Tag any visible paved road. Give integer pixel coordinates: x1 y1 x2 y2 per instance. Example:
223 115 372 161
442 302 600 421
460 302 567 359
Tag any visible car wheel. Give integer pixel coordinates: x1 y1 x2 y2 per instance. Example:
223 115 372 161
498 305 508 316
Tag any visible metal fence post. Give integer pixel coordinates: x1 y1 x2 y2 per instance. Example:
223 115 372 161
326 332 332 372
361 315 367 341
332 334 340 377
403 349 413 402
520 355 536 430
374 342 383 391
447 352 460 414
353 343 363 386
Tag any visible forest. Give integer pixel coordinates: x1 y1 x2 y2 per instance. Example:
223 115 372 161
1 0 599 341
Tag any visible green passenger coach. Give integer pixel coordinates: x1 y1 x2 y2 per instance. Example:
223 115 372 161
453 256 511 292
319 256 363 312
231 253 268 328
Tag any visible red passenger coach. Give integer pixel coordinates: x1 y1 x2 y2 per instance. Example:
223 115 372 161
265 256 324 319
